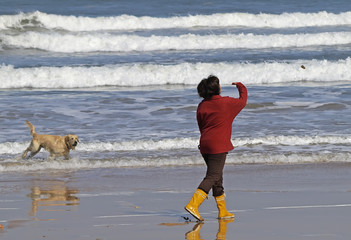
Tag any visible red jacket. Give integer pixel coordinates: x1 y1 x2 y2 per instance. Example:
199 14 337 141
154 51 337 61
197 83 247 154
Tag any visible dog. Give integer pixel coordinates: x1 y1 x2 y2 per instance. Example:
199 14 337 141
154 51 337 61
22 121 79 160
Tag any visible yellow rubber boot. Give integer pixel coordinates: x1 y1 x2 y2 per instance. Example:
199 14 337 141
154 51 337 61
185 222 204 240
215 194 235 219
185 189 207 221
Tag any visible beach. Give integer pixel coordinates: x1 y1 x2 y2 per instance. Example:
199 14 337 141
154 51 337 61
1 0 351 239
1 162 350 240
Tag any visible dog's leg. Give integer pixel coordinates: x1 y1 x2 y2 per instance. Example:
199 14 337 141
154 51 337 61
28 147 41 159
23 141 41 159
22 140 36 159
48 153 57 161
22 141 36 159
22 148 30 159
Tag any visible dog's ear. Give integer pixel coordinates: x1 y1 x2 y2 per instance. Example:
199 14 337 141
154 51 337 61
64 136 71 148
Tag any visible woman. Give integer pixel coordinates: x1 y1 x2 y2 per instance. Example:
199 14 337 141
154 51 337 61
185 75 247 221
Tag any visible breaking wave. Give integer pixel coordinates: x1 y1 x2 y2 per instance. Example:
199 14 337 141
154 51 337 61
0 153 350 173
1 11 351 31
1 58 351 88
2 31 351 53
1 134 350 155
1 134 350 172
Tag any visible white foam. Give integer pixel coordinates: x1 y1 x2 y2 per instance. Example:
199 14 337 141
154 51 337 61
0 156 201 172
1 58 351 88
3 31 351 53
1 135 350 155
234 135 351 147
78 135 351 152
0 142 29 155
78 138 198 152
1 11 351 31
0 152 350 172
1 135 350 172
227 152 351 165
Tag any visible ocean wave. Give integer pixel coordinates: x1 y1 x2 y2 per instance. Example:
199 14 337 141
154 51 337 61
1 58 351 88
2 31 351 53
76 135 351 152
2 135 350 155
0 152 350 172
0 138 198 155
1 11 351 31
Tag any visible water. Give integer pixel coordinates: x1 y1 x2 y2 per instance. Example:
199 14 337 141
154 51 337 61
1 0 351 172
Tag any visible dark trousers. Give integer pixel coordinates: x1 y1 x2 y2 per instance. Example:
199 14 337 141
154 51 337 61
198 153 227 197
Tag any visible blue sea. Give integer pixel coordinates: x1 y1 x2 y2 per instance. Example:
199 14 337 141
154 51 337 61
1 0 351 172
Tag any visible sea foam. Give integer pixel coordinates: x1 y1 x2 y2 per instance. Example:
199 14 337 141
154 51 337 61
1 11 351 31
3 31 351 53
1 58 351 88
0 152 350 172
1 135 350 172
1 135 350 155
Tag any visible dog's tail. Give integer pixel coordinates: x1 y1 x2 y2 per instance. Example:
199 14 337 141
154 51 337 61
25 120 36 136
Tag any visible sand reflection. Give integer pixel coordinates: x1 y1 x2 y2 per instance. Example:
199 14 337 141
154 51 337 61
28 181 79 220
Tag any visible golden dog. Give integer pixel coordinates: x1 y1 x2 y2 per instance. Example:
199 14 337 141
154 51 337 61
22 121 79 160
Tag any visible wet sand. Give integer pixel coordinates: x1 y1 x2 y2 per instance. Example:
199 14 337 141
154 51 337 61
0 162 351 240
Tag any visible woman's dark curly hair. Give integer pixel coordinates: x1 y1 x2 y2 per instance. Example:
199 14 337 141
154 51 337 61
197 75 220 99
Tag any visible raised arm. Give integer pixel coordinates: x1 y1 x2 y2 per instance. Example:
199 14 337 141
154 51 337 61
232 82 247 106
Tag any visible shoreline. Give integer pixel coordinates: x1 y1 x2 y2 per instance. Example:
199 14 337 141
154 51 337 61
0 162 350 239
